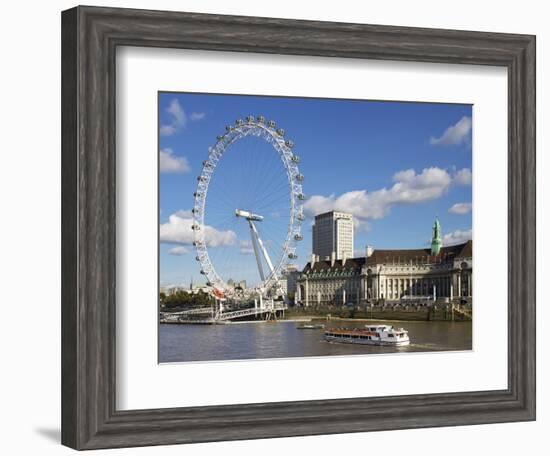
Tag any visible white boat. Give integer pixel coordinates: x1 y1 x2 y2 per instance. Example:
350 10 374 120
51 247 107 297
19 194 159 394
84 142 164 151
324 325 410 346
297 323 325 330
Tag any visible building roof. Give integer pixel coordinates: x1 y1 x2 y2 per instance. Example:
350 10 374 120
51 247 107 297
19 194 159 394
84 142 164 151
368 240 472 265
314 210 353 219
303 257 366 273
301 240 472 273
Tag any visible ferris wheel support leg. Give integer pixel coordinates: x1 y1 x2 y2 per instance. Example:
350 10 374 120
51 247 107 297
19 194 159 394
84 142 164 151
249 220 276 277
249 221 265 282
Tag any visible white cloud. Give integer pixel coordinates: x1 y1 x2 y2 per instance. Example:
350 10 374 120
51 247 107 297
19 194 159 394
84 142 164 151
190 112 206 121
168 246 189 256
167 99 186 126
160 210 237 247
159 148 191 174
453 168 472 186
239 240 254 255
353 218 370 233
304 167 459 224
160 99 187 136
430 116 472 146
442 229 472 245
160 125 176 136
448 202 472 215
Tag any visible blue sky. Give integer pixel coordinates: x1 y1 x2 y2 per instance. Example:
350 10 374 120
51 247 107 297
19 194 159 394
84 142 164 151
159 92 472 287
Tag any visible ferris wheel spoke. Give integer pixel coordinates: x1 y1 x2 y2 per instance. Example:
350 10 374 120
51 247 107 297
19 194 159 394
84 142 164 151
254 181 292 209
252 192 292 215
250 171 287 214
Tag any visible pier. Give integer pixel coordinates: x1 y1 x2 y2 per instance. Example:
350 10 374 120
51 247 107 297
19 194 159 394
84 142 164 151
161 300 288 324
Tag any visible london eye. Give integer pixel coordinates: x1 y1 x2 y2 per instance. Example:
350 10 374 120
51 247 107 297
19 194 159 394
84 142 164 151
191 115 305 301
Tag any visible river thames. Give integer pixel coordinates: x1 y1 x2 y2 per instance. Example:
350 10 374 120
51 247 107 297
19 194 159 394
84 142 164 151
159 319 472 363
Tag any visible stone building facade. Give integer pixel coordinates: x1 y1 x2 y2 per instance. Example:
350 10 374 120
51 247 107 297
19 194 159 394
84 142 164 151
312 211 354 261
296 220 472 306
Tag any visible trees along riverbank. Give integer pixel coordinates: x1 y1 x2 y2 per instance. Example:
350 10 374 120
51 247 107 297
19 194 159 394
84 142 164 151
160 289 214 310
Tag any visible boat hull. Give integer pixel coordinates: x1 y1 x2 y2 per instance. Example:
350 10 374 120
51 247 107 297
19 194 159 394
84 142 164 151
324 335 410 346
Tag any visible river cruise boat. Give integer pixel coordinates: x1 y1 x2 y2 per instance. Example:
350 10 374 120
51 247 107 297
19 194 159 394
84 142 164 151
324 325 410 346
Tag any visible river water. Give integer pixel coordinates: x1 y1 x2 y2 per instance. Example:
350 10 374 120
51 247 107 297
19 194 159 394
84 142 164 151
159 319 472 363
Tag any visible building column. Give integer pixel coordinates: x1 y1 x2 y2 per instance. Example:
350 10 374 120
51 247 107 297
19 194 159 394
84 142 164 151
457 274 461 298
305 279 309 307
398 279 402 298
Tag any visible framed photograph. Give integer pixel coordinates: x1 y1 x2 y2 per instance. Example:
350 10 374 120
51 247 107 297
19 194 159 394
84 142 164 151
61 5 535 450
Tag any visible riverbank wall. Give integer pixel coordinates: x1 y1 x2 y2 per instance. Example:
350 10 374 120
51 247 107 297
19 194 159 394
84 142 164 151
283 305 472 322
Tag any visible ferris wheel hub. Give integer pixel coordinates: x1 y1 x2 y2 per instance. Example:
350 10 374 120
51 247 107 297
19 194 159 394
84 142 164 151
235 209 264 222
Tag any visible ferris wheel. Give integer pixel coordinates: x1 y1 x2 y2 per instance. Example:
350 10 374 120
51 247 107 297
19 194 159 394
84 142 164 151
191 115 305 299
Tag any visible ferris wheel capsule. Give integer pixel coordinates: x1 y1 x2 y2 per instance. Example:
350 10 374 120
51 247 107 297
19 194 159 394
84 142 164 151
291 155 300 163
285 140 294 148
276 128 285 136
268 120 276 128
257 115 265 123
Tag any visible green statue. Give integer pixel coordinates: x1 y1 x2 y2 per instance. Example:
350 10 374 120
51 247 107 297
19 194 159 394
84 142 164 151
431 217 442 256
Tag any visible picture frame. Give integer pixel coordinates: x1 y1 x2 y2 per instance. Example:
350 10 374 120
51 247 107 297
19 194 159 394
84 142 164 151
61 5 535 450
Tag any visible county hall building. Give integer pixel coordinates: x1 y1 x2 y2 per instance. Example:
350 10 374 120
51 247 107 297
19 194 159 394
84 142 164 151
296 213 472 306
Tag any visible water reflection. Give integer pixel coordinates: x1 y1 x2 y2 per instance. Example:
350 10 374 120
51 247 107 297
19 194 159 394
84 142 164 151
159 320 472 363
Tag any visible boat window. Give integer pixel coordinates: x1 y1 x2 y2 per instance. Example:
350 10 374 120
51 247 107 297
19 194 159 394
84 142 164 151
388 334 394 337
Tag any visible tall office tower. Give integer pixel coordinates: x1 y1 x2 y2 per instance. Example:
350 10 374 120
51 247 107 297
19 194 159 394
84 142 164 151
311 211 354 261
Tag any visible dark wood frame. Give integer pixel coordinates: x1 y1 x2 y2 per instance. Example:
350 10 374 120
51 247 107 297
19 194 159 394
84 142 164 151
61 5 536 450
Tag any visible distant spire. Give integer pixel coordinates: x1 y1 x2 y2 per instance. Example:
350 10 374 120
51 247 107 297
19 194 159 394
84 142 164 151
190 276 194 291
431 217 442 256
